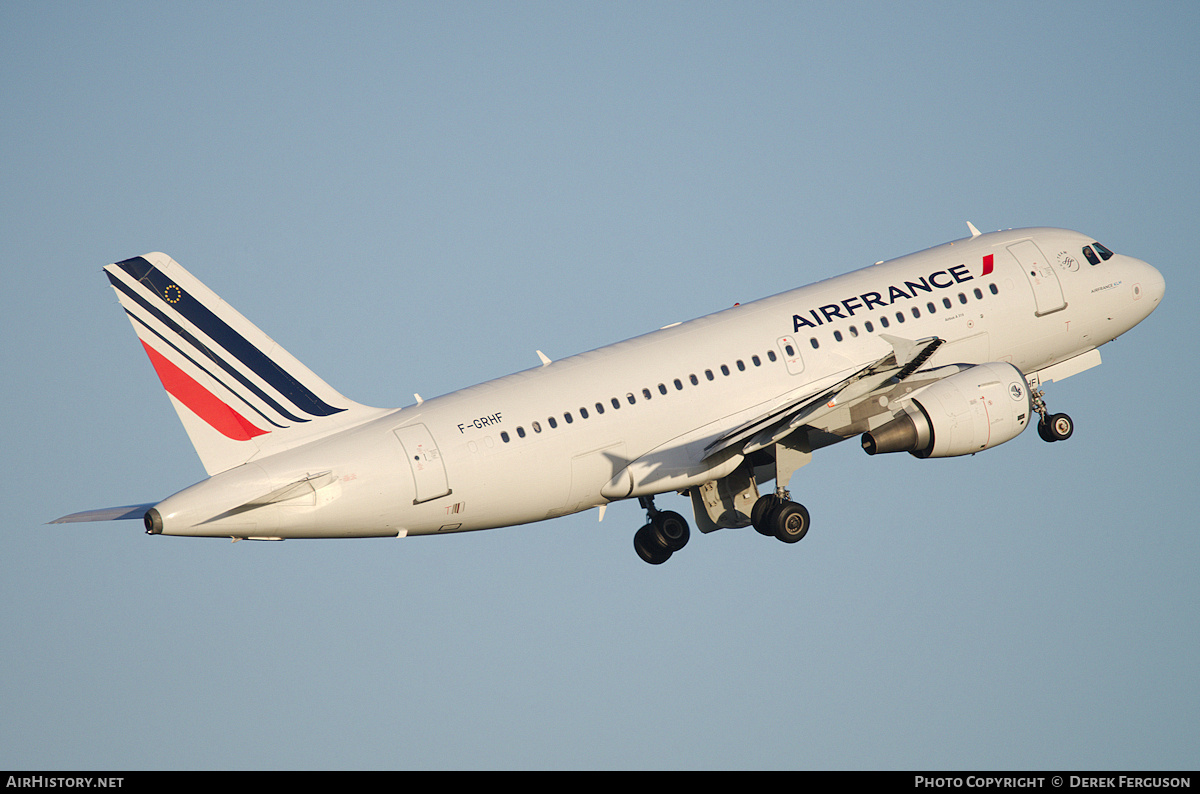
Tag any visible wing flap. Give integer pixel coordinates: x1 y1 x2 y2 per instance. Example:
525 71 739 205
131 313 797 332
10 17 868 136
704 336 943 459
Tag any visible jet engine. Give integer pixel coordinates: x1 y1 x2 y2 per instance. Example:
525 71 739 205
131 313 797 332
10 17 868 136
861 362 1032 458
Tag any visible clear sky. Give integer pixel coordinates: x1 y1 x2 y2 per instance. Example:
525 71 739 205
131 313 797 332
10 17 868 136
3 1 1196 771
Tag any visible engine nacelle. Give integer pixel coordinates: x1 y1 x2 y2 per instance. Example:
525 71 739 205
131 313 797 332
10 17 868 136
861 362 1033 458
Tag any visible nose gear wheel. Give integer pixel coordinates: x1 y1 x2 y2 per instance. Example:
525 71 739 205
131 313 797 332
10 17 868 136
1030 384 1074 443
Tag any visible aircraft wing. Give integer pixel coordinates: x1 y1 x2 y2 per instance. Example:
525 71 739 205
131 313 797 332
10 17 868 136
48 504 157 524
704 335 944 459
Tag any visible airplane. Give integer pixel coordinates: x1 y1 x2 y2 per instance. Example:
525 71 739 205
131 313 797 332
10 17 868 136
52 223 1165 564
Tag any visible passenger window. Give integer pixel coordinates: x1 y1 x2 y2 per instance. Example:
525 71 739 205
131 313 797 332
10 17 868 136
610 397 620 409
767 350 777 362
927 302 936 314
643 388 652 400
751 356 760 367
912 307 920 318
974 288 983 299
880 316 889 328
959 293 967 304
532 421 542 433
548 417 557 429
705 369 714 381
810 337 819 349
517 427 526 438
690 373 699 384
1083 246 1100 266
658 383 667 395
849 325 858 337
626 393 635 405
989 283 999 295
501 431 511 443
865 321 874 333
943 297 952 308
595 402 604 415
721 364 730 376
564 412 573 424
1094 242 1114 260
834 330 843 342
580 407 589 419
674 378 683 390
736 360 746 371
896 311 905 323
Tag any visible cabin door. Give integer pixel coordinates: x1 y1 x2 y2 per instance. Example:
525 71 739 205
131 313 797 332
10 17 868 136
1008 240 1066 316
394 423 452 504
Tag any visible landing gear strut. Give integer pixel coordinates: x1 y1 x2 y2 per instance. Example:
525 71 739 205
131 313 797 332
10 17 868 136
750 487 811 544
1031 385 1074 443
632 496 690 565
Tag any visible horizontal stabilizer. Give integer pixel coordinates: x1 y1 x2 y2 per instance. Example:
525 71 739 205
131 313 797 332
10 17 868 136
201 471 336 523
242 471 334 508
49 504 156 524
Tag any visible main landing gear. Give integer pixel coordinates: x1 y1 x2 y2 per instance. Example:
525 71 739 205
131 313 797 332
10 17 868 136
633 496 691 565
1031 385 1074 443
633 489 813 565
750 489 811 544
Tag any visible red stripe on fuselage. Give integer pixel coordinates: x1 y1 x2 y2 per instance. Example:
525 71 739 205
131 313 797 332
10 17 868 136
982 254 994 276
140 341 267 441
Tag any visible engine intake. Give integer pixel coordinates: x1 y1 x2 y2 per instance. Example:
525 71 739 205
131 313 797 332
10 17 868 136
862 362 1033 458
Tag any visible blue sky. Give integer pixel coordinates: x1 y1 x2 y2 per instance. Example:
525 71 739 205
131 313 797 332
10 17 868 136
3 1 1196 770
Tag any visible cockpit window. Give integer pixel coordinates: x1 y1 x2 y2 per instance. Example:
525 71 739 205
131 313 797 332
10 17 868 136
1093 242 1114 261
1083 245 1100 266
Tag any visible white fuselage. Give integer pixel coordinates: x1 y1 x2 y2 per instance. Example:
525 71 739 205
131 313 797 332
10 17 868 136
151 227 1164 540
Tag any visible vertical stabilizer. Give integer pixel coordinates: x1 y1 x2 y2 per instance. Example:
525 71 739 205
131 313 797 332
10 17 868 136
104 253 385 474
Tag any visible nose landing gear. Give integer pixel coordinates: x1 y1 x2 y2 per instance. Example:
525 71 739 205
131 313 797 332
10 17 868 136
1031 385 1074 442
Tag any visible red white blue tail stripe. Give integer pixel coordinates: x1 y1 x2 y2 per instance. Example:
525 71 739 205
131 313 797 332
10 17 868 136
104 253 361 474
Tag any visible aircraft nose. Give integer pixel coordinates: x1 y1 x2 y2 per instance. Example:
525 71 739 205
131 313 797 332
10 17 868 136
1144 262 1165 306
1131 257 1165 309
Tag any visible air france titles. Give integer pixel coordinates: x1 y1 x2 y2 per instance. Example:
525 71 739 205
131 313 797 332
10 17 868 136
793 264 975 332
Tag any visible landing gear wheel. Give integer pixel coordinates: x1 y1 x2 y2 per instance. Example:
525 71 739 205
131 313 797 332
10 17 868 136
634 524 672 565
649 510 690 552
751 494 783 536
1038 412 1074 442
771 501 811 544
1047 412 1074 441
632 504 690 565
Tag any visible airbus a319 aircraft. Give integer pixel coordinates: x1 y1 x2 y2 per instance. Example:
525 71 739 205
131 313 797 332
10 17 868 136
53 224 1164 564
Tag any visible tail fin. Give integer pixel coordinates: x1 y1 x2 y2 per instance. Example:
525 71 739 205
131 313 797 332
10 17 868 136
105 253 385 475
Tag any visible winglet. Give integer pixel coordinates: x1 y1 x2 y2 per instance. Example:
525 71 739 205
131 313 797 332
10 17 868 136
967 221 982 238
